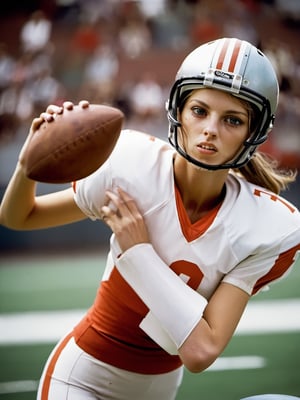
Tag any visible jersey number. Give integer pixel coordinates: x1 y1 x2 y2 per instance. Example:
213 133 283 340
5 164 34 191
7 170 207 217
170 260 204 290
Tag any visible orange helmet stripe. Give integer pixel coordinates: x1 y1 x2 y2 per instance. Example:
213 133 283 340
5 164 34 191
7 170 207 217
228 40 242 72
216 38 243 73
216 38 230 70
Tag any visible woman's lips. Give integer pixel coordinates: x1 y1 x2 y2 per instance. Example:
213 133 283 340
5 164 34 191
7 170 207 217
197 142 217 154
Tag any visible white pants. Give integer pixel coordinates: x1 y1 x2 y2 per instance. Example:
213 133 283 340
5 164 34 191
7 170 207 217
37 334 184 400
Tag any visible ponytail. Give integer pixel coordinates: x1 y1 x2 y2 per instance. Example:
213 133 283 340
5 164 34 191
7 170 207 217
234 152 297 194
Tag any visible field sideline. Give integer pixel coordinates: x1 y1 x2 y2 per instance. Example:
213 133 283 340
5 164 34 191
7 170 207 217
0 252 299 399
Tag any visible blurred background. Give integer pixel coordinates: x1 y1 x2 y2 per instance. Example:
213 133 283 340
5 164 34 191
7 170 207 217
0 0 300 252
0 2 300 399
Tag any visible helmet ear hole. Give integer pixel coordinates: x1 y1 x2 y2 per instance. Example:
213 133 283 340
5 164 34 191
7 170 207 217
249 103 261 134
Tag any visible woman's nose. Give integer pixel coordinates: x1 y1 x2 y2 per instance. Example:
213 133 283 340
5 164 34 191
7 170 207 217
203 117 218 138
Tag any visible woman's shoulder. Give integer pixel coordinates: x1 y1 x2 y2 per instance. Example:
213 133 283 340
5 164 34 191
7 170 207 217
224 173 300 241
228 173 299 215
108 130 175 209
111 129 174 170
117 129 172 151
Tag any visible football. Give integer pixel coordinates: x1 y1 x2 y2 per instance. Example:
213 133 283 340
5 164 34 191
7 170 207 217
23 104 124 183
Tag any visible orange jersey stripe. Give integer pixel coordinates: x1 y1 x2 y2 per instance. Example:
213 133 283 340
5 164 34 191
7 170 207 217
41 332 73 400
252 244 300 295
72 181 77 193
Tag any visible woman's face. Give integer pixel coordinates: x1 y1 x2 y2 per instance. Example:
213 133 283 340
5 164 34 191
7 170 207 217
179 88 250 167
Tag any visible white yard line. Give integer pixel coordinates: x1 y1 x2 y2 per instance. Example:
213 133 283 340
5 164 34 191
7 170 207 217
0 380 39 394
207 355 266 371
0 309 85 345
0 299 299 346
235 298 300 334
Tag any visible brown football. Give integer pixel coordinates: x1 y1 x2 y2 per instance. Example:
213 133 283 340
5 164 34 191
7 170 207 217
23 104 124 183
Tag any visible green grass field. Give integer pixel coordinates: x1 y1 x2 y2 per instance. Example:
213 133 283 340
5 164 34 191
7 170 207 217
0 252 299 400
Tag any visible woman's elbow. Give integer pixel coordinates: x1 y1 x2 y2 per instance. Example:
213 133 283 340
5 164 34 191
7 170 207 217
179 344 219 373
0 213 13 229
0 219 25 230
0 210 27 230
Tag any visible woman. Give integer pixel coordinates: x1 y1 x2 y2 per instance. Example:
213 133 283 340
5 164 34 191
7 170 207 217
1 38 300 400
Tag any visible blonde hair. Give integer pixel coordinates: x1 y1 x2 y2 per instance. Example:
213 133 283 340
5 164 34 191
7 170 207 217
234 152 297 194
234 97 297 194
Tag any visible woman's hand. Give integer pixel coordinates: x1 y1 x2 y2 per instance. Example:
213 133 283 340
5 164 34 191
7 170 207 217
101 188 150 253
0 100 90 229
18 100 89 167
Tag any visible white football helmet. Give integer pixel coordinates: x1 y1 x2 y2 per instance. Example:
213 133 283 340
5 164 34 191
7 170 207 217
167 37 279 170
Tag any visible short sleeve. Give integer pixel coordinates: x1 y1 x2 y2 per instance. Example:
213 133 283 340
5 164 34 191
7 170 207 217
223 240 300 296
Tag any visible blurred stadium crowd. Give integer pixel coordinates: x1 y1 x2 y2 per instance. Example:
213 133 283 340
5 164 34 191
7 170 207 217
0 0 300 168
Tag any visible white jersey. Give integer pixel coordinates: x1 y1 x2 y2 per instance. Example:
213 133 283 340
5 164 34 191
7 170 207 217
72 129 300 373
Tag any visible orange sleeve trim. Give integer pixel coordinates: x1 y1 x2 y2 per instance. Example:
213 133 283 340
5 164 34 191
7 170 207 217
72 181 77 193
252 244 300 295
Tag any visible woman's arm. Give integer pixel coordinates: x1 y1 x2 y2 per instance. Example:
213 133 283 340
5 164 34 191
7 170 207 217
179 281 249 372
0 102 87 230
101 188 250 373
0 170 85 230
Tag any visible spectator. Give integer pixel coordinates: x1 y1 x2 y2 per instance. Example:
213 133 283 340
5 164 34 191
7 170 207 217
151 4 189 49
0 44 15 92
28 67 65 114
119 18 152 58
263 39 296 92
190 11 222 45
82 44 119 103
129 72 164 123
71 20 101 55
12 52 36 86
0 79 34 139
20 10 52 55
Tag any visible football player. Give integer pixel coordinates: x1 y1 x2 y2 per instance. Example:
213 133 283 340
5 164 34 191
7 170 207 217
1 38 300 400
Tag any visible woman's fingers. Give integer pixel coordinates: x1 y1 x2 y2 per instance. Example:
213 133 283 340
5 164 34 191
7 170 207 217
39 101 89 123
39 104 63 123
100 189 150 252
62 100 74 110
79 100 89 109
100 205 117 221
104 188 140 218
20 101 90 165
45 104 63 115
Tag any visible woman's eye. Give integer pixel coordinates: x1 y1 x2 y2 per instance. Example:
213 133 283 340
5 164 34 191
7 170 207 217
226 116 243 126
192 106 206 116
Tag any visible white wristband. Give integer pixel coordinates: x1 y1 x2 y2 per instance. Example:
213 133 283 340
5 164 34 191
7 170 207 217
114 242 207 350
